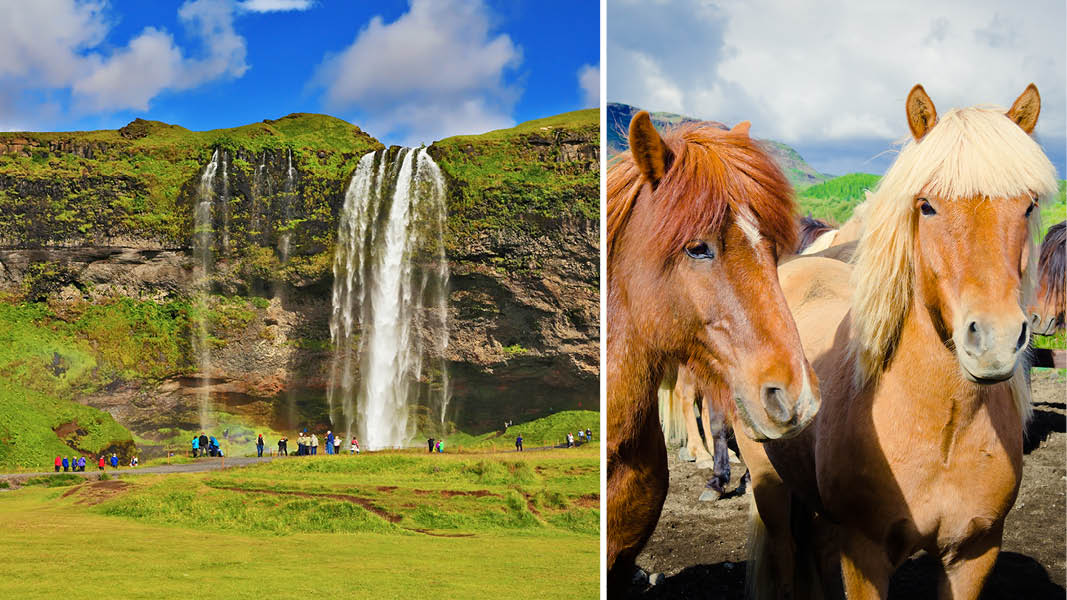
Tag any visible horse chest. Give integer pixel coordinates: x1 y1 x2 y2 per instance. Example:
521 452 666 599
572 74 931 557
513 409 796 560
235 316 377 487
818 393 1020 554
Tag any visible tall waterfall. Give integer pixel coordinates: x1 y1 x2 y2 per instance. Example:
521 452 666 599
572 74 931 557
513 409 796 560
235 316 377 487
193 149 220 430
327 148 450 450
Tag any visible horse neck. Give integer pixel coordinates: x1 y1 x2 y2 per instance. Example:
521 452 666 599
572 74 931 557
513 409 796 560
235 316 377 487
607 299 664 425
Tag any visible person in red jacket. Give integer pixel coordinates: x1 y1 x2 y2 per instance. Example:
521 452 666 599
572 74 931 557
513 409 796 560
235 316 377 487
54 456 61 472
98 456 106 470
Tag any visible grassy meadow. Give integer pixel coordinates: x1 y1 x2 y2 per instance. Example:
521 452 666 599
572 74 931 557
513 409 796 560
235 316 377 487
0 446 599 599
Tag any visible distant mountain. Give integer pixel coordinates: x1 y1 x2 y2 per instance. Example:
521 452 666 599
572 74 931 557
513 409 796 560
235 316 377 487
607 102 830 190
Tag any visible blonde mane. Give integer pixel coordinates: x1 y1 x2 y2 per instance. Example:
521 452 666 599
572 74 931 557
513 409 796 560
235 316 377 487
850 106 1058 420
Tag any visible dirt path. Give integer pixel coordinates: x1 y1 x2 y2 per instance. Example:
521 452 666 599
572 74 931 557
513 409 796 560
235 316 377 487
0 456 274 485
0 440 594 486
629 370 1065 599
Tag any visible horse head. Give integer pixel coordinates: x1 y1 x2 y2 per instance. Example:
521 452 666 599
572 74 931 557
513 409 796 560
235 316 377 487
608 111 819 440
854 84 1057 386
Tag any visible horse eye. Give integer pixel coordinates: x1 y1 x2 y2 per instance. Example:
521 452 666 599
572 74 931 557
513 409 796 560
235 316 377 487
1025 202 1036 218
919 199 936 216
684 241 715 260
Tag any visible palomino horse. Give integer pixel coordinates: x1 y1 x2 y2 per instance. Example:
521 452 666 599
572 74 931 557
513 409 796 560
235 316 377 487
738 84 1057 600
1029 221 1065 336
607 112 820 591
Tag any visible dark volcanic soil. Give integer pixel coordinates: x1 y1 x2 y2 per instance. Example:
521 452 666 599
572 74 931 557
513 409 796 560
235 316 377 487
629 370 1066 599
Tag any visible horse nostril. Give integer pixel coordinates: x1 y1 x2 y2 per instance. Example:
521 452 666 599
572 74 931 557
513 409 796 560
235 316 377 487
964 321 983 356
761 385 793 425
1015 321 1029 352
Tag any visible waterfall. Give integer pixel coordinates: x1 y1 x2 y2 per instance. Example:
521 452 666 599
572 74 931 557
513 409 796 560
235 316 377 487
327 147 450 450
278 148 295 264
220 151 230 253
193 149 220 431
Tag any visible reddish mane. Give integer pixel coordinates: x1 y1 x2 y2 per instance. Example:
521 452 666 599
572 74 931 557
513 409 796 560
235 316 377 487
607 122 798 265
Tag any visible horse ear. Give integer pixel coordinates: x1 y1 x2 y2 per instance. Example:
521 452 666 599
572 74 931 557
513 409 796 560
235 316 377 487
629 111 673 184
906 84 937 140
730 121 751 136
1006 83 1040 134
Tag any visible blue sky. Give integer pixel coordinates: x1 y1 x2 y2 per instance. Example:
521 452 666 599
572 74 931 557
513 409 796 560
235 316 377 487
0 0 599 145
608 0 1065 177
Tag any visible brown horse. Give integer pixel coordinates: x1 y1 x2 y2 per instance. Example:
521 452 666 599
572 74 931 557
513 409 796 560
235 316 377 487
1029 221 1065 335
796 215 837 254
606 111 819 591
737 84 1058 600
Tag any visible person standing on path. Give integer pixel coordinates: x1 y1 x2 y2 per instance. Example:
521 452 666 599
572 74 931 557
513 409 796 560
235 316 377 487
54 456 61 472
256 434 265 458
77 456 86 472
325 431 333 455
585 428 592 442
351 437 359 454
110 454 118 468
310 433 319 455
98 456 105 470
198 434 209 457
191 436 199 458
515 435 523 452
333 434 341 455
427 438 435 453
62 456 69 472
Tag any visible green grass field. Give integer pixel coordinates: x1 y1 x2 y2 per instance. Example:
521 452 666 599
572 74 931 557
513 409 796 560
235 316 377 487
0 448 599 599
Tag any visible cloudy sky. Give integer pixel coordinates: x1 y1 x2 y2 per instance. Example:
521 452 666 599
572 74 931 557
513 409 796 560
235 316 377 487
0 0 599 145
608 0 1065 177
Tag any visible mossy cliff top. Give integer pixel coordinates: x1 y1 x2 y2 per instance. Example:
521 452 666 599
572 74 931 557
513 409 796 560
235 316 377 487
0 113 383 249
429 109 599 248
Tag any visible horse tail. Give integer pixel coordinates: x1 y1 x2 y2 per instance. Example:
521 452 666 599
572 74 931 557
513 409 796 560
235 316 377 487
658 381 687 450
745 494 775 600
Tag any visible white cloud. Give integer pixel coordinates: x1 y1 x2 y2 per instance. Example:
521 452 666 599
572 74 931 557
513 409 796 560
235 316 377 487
237 0 313 13
311 0 522 144
0 0 249 123
578 64 600 108
609 0 1066 156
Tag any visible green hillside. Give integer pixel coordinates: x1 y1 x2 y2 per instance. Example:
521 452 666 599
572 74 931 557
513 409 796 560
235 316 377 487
797 173 882 223
445 410 600 450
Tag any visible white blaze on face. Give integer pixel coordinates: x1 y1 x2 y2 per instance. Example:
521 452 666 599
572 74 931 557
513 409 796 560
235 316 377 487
735 208 762 248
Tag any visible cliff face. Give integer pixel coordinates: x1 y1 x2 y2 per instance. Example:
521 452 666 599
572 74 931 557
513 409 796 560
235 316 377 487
0 110 600 449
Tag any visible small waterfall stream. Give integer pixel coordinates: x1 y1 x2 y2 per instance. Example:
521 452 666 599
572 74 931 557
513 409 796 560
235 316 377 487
279 148 295 264
193 149 220 430
327 148 450 449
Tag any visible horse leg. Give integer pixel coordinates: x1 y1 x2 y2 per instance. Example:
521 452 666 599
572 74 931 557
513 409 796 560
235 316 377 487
681 393 713 464
678 367 714 465
736 430 796 600
937 523 1003 600
839 532 891 600
607 408 669 592
701 398 730 495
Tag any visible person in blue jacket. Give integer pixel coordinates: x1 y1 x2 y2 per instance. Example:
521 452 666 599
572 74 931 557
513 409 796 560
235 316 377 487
325 431 334 455
256 434 265 457
77 456 86 472
109 454 118 468
62 456 70 472
209 436 219 457
191 436 200 458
